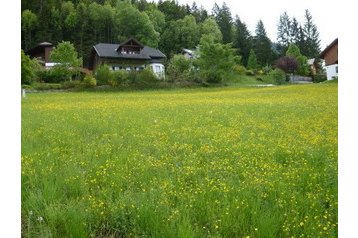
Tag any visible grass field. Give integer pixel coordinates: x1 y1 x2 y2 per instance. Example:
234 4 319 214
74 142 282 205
21 84 338 237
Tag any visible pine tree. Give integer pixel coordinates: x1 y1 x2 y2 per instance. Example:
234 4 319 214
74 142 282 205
233 16 252 66
290 17 300 44
302 9 321 58
277 12 291 54
247 49 258 70
212 2 233 44
253 20 273 67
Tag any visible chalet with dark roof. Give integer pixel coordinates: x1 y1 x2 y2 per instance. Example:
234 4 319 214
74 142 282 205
89 38 166 78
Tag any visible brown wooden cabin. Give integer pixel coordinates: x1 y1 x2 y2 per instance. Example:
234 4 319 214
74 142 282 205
25 42 54 65
319 38 338 66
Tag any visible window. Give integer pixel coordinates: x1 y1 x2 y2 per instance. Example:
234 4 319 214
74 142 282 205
155 65 161 73
336 66 338 73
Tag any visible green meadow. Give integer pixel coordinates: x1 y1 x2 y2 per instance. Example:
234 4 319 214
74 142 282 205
21 84 338 237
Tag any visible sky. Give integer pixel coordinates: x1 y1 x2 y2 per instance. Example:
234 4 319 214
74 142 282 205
152 0 338 50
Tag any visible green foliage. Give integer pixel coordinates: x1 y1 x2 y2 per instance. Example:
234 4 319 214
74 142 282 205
245 70 255 76
115 2 159 47
253 20 274 67
167 54 192 82
276 10 321 58
110 70 129 87
82 74 97 88
233 17 252 66
302 9 321 58
95 64 113 85
233 65 246 75
50 41 82 67
269 68 286 85
38 66 73 83
200 17 223 43
262 65 272 75
136 68 158 83
160 15 200 57
21 10 38 50
145 6 166 34
247 49 258 70
21 50 40 85
212 2 233 44
197 35 239 83
286 44 309 76
313 73 327 83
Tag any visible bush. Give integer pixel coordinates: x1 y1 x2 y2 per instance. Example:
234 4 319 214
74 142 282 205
137 68 157 83
61 80 82 89
262 65 272 75
95 64 113 85
21 50 40 85
82 74 97 88
32 83 63 90
245 70 255 76
38 66 73 83
233 65 246 75
167 54 191 82
313 73 327 83
110 70 128 87
270 69 286 85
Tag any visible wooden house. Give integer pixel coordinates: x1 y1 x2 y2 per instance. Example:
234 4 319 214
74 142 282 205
320 38 338 80
25 42 54 67
89 38 166 78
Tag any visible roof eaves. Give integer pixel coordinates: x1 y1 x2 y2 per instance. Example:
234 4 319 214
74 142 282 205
319 38 338 58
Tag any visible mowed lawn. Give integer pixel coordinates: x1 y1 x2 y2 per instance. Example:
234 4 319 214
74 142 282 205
21 84 338 237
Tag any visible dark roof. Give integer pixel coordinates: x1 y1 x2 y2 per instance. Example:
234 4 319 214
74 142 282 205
319 38 338 58
118 37 144 48
93 43 166 60
26 42 53 55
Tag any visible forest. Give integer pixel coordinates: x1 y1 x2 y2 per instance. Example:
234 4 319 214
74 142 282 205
21 0 321 68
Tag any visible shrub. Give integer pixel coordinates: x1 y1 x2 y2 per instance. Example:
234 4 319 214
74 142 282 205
167 54 191 82
245 70 255 76
32 83 63 90
137 68 157 83
61 80 82 89
275 56 298 74
233 65 246 75
110 70 128 87
262 65 272 75
95 64 113 85
21 50 40 85
270 69 286 85
82 74 97 88
38 66 74 83
313 73 327 83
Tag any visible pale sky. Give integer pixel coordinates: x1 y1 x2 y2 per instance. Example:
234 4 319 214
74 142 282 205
152 0 338 50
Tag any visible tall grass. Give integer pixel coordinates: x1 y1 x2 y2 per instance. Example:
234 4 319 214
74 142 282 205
22 84 338 237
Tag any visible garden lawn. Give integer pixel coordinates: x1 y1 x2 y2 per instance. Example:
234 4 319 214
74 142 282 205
21 84 338 237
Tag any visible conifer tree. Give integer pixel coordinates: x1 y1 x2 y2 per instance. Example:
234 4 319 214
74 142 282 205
247 49 258 70
212 2 233 44
253 20 273 67
302 9 321 58
277 12 291 54
233 16 252 66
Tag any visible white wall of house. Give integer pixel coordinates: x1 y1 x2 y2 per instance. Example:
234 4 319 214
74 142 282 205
325 64 338 80
149 63 165 79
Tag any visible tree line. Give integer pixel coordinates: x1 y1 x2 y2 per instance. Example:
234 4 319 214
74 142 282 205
21 0 321 68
